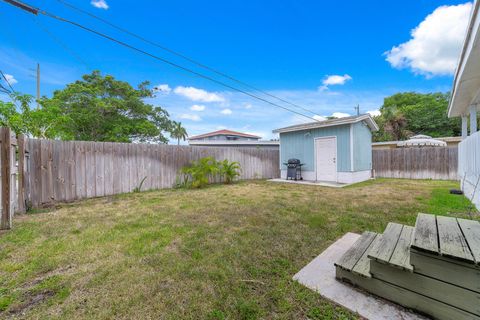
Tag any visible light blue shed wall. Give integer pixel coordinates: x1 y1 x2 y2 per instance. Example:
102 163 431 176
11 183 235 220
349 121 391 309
279 124 351 172
352 122 373 171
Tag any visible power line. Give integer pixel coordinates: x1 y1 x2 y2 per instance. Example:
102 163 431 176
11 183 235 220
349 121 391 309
2 0 319 122
31 16 90 69
0 69 15 92
55 0 319 116
0 69 21 109
0 83 10 94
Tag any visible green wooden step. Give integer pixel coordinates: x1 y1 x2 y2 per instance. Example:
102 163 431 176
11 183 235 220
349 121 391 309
352 234 380 278
410 250 480 293
368 223 414 271
410 214 480 293
458 218 480 263
336 267 480 320
411 213 480 265
335 231 378 278
370 260 480 315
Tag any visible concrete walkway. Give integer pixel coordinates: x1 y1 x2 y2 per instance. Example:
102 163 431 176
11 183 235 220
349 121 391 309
268 178 349 188
293 233 426 320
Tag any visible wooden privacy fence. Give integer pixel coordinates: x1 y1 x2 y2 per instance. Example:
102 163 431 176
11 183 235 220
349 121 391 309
372 147 458 180
0 127 280 224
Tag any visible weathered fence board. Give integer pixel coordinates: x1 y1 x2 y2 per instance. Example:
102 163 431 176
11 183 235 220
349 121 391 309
0 127 17 229
22 138 279 207
373 147 458 180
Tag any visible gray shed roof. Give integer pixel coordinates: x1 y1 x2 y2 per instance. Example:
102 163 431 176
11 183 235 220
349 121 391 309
272 114 379 134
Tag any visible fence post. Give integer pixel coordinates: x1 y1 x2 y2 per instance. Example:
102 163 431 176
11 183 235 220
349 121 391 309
1 127 12 229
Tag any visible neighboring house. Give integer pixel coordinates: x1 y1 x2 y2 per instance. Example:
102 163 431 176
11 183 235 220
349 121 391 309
273 114 379 184
448 0 480 209
188 140 279 149
372 136 461 150
188 129 279 149
189 129 261 141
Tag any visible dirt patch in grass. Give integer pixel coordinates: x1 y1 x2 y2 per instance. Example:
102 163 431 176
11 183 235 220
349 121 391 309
0 179 476 319
8 290 55 316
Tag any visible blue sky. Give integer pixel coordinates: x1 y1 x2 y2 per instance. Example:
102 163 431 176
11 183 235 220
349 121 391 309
0 0 472 141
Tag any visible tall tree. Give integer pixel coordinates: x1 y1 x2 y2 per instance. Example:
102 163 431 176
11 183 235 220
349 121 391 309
41 71 173 143
170 121 188 145
0 93 63 139
373 92 461 142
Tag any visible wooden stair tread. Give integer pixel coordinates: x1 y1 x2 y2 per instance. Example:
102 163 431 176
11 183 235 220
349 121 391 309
367 223 414 271
437 215 474 263
412 214 479 265
368 223 403 263
389 226 414 271
335 231 377 272
352 234 380 278
411 213 438 253
458 218 480 265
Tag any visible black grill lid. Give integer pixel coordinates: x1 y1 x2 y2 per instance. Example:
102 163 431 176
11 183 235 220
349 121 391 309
287 158 301 164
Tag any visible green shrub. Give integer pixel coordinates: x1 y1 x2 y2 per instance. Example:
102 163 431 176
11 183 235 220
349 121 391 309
179 156 219 188
177 157 242 188
218 159 241 184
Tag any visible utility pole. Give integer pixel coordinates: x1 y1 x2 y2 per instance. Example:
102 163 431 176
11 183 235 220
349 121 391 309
354 104 360 116
36 63 40 109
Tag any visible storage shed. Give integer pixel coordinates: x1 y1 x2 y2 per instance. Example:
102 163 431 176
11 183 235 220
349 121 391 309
273 114 378 184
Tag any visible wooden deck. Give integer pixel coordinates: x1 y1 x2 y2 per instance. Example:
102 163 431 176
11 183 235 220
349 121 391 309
335 214 480 320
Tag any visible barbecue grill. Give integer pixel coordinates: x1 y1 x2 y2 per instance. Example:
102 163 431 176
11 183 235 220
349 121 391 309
284 158 304 180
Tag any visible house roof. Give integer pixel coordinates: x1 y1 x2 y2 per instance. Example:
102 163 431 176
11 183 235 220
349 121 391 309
448 0 480 117
188 140 279 146
188 129 261 140
272 114 379 134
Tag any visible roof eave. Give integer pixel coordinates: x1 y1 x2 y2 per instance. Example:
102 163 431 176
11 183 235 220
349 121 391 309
273 115 378 133
448 0 480 118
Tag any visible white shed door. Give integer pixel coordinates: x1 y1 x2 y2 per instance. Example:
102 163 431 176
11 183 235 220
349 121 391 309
315 137 337 181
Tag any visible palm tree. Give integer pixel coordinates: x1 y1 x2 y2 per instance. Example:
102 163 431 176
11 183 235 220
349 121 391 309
382 108 411 141
170 121 188 145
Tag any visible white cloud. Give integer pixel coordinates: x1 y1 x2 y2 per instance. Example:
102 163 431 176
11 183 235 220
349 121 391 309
313 115 327 121
220 108 232 115
319 74 352 91
331 112 350 118
3 74 17 85
153 84 171 94
385 3 472 77
190 104 205 111
179 113 202 121
367 109 381 117
174 86 225 102
244 103 253 109
91 0 109 9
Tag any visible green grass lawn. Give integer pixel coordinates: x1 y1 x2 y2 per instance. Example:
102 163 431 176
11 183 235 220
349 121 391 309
0 179 476 319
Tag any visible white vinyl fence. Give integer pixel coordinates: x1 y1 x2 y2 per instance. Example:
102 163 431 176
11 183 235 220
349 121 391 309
458 131 480 209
